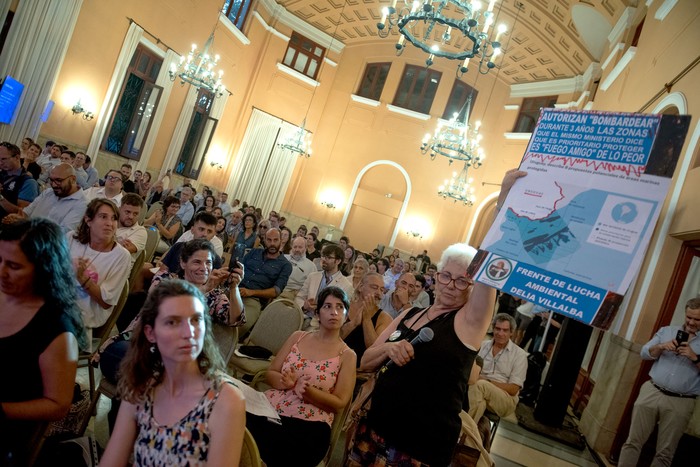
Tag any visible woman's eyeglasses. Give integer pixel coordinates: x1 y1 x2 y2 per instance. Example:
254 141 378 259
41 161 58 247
436 271 472 290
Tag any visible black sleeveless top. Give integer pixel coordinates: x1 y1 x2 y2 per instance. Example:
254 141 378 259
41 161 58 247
343 309 381 367
368 307 477 466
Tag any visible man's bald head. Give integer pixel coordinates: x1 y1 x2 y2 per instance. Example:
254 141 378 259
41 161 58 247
49 163 78 197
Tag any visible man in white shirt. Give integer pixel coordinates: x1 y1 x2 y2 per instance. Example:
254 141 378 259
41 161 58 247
217 191 232 219
281 236 317 300
384 257 404 290
174 211 224 256
295 244 353 327
116 193 148 267
84 169 123 206
468 313 528 422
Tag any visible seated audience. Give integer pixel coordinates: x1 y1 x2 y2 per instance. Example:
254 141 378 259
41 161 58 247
136 171 151 198
379 272 416 318
22 142 42 180
231 213 257 259
412 274 431 308
0 218 87 464
295 244 353 329
84 169 124 206
305 232 320 261
341 273 392 366
176 186 195 227
246 287 356 467
66 199 131 331
72 151 90 189
0 141 39 220
375 257 389 276
468 313 528 422
348 256 369 290
196 194 217 214
143 195 182 255
100 280 245 466
340 245 356 277
215 216 229 248
145 179 165 207
280 236 317 300
174 211 224 257
3 163 87 232
383 257 404 290
116 193 148 267
83 155 99 188
237 228 292 336
36 143 62 184
120 163 136 193
279 225 292 254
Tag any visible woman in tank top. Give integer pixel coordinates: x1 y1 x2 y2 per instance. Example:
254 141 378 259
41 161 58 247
247 286 357 466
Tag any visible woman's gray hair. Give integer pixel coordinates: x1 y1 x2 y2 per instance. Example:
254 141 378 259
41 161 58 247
437 243 477 271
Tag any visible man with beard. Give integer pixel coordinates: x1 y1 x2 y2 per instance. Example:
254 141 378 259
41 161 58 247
2 163 86 232
237 228 292 336
280 236 317 300
0 141 38 220
295 244 353 330
116 193 147 267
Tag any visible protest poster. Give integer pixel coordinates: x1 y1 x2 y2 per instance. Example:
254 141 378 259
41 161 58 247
470 108 691 329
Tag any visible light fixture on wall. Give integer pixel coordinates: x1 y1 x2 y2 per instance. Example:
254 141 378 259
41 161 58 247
438 163 476 206
377 0 506 75
209 160 223 170
71 100 94 121
320 200 336 209
406 229 423 239
169 12 226 97
421 93 484 167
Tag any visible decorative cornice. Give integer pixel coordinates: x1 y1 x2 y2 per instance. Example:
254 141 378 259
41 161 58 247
608 7 636 45
654 0 679 21
510 75 583 98
253 11 290 42
350 94 381 107
259 0 344 54
504 132 532 140
386 104 431 121
600 47 637 91
276 62 320 87
602 43 625 70
218 13 251 45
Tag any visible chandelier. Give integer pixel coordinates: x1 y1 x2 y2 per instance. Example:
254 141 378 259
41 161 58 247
169 33 225 97
421 93 485 167
278 119 312 158
438 163 476 206
377 0 506 75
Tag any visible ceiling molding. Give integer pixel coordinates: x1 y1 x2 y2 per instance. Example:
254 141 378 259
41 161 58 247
509 75 584 98
655 0 679 21
253 11 290 42
218 13 251 45
259 0 345 54
600 46 637 91
608 7 637 46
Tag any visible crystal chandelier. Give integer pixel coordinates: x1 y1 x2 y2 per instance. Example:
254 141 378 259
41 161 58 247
421 93 485 167
169 33 225 97
278 119 312 158
438 163 477 205
377 0 506 75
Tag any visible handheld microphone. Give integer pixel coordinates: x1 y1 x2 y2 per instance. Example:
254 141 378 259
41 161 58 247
379 327 434 374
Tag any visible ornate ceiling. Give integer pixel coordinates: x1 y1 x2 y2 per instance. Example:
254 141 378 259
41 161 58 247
276 0 636 85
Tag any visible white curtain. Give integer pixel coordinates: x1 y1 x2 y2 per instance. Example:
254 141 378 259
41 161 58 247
134 48 178 173
86 22 143 161
0 0 10 29
225 109 302 214
0 0 83 142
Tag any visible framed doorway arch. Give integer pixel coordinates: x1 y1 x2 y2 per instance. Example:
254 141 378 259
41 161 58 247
340 160 412 247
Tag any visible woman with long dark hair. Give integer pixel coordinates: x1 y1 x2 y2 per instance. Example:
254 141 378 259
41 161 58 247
100 279 245 466
231 212 257 260
0 218 87 463
67 198 131 332
247 286 356 466
144 195 182 255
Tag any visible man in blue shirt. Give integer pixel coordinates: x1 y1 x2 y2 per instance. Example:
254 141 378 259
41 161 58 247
0 141 39 220
618 297 700 467
238 228 292 337
176 186 195 226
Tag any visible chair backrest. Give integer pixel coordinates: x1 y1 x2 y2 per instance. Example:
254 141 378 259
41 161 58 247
145 201 163 219
92 280 129 345
320 401 351 466
240 428 262 467
211 323 238 366
248 298 304 355
128 250 146 292
144 228 159 263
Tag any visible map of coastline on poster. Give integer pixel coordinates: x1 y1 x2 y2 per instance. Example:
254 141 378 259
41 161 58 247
472 109 691 329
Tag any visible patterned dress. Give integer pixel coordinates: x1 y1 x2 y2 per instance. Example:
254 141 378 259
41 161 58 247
133 377 233 465
265 332 346 427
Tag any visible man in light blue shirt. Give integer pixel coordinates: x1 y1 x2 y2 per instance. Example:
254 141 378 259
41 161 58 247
176 186 195 226
83 154 99 187
619 297 700 467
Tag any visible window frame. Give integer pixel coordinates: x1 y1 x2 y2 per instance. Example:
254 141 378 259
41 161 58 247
221 0 253 31
174 88 219 180
512 96 558 133
102 45 164 161
442 80 478 121
282 32 326 80
392 64 442 115
356 62 392 101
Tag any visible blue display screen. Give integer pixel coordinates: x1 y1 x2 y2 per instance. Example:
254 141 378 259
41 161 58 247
0 76 25 124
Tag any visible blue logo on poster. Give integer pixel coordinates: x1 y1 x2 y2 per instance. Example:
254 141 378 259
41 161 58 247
485 258 513 281
611 202 638 224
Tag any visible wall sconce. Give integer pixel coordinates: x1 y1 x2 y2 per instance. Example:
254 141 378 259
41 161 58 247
209 160 223 170
320 200 336 209
71 100 94 121
406 229 423 239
